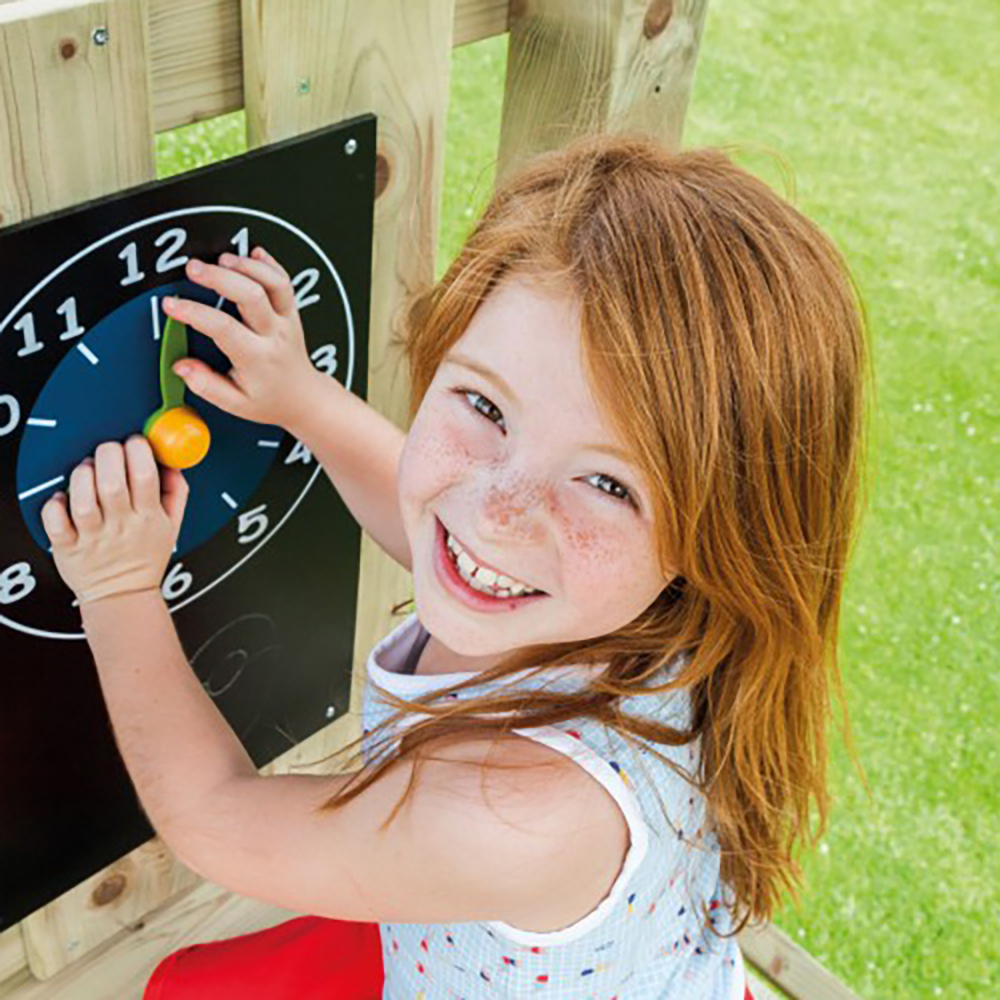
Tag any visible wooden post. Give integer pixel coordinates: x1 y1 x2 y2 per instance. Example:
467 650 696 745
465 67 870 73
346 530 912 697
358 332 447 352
241 0 456 726
0 0 174 983
0 0 155 227
0 3 474 992
496 0 710 182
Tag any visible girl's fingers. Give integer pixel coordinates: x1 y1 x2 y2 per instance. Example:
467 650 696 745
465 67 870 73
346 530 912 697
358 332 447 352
41 491 78 548
163 296 248 363
184 259 280 335
124 435 161 511
69 459 102 534
217 253 297 317
251 245 291 282
94 442 132 520
160 466 189 531
172 358 249 418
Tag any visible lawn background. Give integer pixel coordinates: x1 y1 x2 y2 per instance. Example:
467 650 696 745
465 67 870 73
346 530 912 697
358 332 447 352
157 2 999 996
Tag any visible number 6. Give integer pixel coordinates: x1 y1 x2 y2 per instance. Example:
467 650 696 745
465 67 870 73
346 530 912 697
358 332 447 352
161 562 194 601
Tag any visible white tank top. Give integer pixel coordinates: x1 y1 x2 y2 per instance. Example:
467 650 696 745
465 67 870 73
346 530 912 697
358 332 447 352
361 611 748 999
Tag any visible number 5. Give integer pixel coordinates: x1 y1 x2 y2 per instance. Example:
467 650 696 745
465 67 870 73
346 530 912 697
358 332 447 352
237 504 269 545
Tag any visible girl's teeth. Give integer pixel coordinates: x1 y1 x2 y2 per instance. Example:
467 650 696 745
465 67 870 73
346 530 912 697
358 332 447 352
456 551 482 578
446 531 538 597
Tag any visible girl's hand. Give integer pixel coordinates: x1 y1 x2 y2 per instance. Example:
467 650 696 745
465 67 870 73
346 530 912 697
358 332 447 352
41 437 188 607
164 247 317 430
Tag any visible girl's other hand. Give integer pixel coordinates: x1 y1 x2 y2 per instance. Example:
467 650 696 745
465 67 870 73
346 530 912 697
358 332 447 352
41 437 188 607
164 247 319 430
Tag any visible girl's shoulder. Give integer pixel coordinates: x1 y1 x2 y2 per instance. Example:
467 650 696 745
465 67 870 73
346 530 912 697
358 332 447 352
405 727 632 933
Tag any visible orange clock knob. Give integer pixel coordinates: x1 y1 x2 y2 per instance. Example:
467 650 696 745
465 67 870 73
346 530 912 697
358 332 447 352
146 406 211 470
144 313 211 469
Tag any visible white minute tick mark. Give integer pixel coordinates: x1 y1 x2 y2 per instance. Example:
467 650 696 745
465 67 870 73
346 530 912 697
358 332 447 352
76 343 99 365
221 492 239 510
19 475 65 501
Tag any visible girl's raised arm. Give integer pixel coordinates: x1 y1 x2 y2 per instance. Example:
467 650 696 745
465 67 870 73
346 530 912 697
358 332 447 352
165 251 413 572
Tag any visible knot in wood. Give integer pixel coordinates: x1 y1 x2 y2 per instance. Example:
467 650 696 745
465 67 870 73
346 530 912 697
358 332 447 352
91 872 127 907
643 0 674 39
59 38 78 60
374 153 390 200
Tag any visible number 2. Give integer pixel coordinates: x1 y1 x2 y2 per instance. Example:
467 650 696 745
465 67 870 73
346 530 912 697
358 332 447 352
155 228 190 274
293 268 321 309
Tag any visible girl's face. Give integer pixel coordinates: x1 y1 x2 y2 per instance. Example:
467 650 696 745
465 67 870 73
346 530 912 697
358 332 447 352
397 271 675 661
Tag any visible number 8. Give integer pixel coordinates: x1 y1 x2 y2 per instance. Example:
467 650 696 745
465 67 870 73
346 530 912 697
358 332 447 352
0 563 37 605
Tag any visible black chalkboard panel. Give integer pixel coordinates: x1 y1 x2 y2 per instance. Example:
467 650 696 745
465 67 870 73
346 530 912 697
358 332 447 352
0 114 376 931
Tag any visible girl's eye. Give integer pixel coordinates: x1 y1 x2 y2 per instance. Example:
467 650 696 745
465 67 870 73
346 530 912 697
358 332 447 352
459 388 505 431
587 473 634 507
453 388 637 509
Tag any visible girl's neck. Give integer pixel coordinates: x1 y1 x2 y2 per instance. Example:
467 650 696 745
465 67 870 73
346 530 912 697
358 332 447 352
412 631 513 676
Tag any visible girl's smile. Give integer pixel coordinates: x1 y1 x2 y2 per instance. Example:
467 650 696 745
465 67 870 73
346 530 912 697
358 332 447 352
433 514 549 613
397 271 677 664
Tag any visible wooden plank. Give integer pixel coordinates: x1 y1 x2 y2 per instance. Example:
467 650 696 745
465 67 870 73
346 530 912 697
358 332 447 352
0 0 158 984
496 0 710 181
10 710 358 983
0 0 155 227
19 842 200 981
242 0 455 706
148 0 244 131
0 930 28 994
144 0 507 132
747 969 789 1000
1 882 296 1000
739 922 862 1000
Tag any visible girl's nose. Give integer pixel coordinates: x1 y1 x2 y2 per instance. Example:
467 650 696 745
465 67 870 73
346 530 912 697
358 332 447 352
480 479 551 542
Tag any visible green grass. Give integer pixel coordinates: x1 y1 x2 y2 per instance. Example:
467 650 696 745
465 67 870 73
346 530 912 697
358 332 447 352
157 3 999 996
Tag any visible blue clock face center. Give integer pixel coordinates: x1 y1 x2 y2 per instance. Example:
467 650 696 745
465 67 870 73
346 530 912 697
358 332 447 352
16 280 285 557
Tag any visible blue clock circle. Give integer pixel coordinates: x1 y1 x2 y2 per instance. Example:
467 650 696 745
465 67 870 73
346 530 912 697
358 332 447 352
16 281 283 557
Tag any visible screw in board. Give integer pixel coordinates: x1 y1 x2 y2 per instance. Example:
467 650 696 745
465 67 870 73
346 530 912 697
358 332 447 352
325 706 336 720
344 138 358 156
297 78 311 95
92 26 110 46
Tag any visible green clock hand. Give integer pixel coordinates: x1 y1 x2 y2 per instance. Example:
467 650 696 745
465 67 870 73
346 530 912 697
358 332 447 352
145 316 189 431
144 313 211 469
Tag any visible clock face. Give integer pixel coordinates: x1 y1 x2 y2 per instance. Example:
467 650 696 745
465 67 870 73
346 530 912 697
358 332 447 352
0 115 375 932
2 207 354 639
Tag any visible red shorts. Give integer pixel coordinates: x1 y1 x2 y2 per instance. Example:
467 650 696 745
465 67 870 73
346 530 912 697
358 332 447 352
144 914 756 999
143 916 384 999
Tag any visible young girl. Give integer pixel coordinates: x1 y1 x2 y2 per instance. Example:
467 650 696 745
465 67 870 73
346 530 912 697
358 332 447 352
42 132 869 999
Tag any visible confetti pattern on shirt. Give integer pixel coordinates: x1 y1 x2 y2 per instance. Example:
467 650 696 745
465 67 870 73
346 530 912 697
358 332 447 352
362 613 747 999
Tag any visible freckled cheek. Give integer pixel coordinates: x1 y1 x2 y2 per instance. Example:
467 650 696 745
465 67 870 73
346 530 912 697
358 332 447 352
401 408 487 499
548 501 640 593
